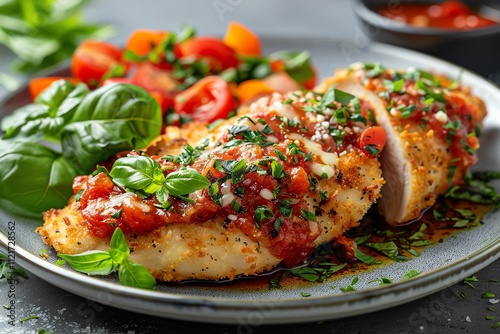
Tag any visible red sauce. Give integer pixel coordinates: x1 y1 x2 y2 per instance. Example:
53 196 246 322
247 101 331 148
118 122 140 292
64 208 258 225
74 95 377 266
378 1 498 30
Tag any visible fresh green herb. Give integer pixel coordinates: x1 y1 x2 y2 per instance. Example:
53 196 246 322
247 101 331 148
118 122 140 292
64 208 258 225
55 259 66 266
402 269 421 280
19 315 38 323
269 278 282 290
274 150 287 161
486 315 495 321
290 263 347 283
416 79 447 103
482 292 496 299
354 245 375 265
300 209 316 221
369 277 393 286
300 291 311 297
278 200 293 218
365 241 399 259
58 228 156 290
363 63 385 78
270 160 285 179
254 205 273 228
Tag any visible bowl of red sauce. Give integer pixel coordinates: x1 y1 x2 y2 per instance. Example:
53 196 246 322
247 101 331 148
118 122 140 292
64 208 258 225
353 0 500 76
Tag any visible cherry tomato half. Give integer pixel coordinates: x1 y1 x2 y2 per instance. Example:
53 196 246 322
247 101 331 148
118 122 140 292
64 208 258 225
71 40 127 87
174 76 234 123
357 126 387 156
179 37 239 71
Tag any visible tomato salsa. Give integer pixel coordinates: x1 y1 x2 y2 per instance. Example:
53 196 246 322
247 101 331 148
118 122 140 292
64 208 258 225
378 1 498 30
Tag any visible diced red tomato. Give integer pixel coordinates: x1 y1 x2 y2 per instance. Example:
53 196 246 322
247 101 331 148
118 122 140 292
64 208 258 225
71 40 128 87
223 21 261 57
179 37 239 71
29 77 82 100
357 126 387 156
174 76 234 123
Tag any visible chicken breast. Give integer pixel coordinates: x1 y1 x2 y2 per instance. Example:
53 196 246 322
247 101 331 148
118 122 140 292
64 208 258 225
37 91 384 282
316 63 486 224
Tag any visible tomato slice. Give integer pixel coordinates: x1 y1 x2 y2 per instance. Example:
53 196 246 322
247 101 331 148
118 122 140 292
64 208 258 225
223 21 261 57
132 62 178 112
179 37 239 71
29 77 82 100
71 40 127 87
357 126 387 156
174 76 234 123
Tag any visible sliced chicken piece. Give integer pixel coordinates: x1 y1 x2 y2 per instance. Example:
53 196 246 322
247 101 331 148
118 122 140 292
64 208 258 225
37 91 384 282
316 63 486 224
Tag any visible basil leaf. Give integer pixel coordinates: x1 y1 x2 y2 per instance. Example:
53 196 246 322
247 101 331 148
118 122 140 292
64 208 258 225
0 140 79 216
61 84 162 173
1 80 89 141
118 259 157 290
58 251 115 276
109 228 130 263
164 168 210 196
109 156 165 194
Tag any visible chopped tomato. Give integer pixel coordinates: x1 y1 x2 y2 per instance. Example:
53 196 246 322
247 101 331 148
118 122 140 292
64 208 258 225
132 63 178 112
71 40 127 87
357 126 387 156
174 76 234 123
179 37 239 71
29 77 82 100
223 21 261 57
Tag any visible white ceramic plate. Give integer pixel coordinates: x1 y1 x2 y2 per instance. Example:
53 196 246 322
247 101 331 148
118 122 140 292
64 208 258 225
1 37 500 325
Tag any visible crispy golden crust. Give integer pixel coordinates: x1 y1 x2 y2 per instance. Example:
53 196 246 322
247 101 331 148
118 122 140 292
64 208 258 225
38 89 384 283
37 148 382 281
317 65 486 224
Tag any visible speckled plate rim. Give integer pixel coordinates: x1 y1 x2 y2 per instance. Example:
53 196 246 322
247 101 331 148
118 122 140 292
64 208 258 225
1 38 500 325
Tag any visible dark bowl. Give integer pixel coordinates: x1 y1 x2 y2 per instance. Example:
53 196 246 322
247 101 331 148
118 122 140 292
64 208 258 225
353 0 500 77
